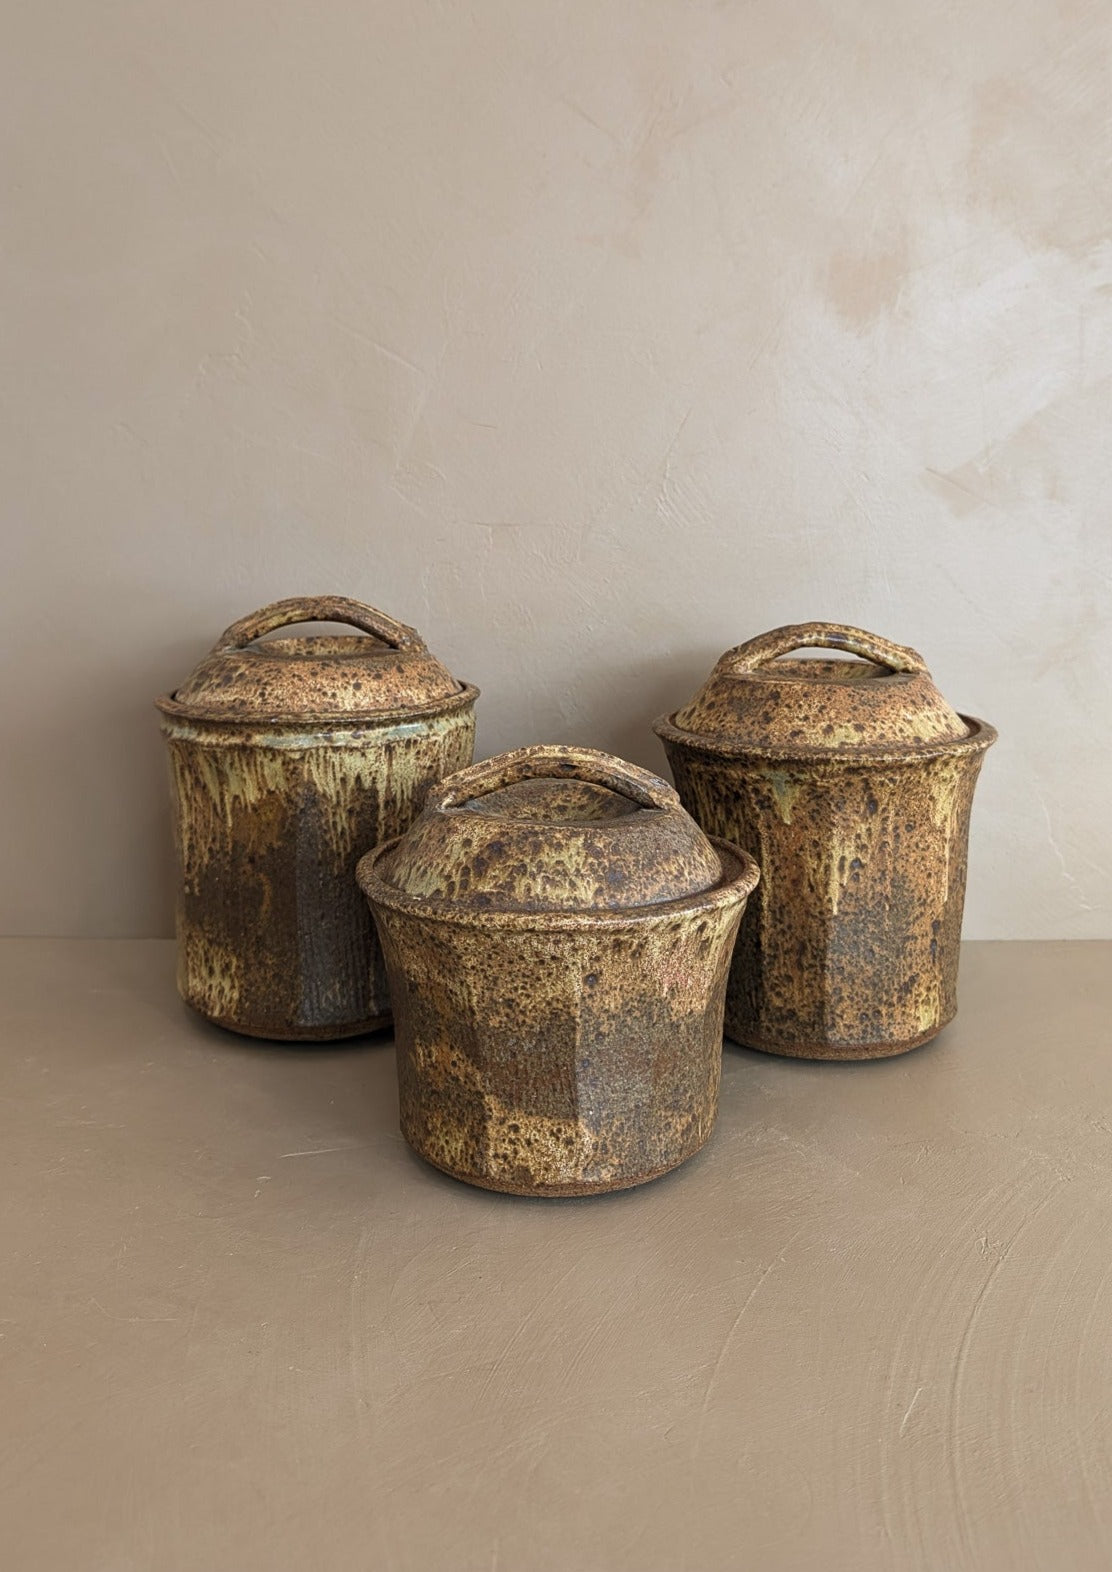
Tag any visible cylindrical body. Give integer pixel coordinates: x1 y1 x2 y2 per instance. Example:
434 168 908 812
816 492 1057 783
157 596 477 1039
373 888 747 1195
660 730 992 1058
655 622 997 1060
358 747 760 1195
160 703 475 1039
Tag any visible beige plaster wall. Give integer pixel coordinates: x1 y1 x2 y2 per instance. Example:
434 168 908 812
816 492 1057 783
2 0 1109 938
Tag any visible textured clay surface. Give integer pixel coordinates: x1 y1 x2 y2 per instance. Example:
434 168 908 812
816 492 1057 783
658 623 996 1060
660 726 994 1057
360 746 759 1192
372 885 748 1195
675 658 973 751
161 705 475 1039
386 775 725 911
173 595 464 719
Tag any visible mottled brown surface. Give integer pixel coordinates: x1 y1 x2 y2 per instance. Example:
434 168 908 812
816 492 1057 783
657 623 997 1060
174 595 462 720
359 747 760 1193
659 731 992 1058
157 597 477 1040
387 762 724 911
673 622 970 751
372 894 748 1195
162 708 476 1039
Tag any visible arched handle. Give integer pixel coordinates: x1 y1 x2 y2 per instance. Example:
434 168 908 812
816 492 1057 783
427 745 681 813
214 596 425 653
718 622 927 676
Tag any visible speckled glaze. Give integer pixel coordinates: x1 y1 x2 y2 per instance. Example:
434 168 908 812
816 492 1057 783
655 623 996 1060
157 597 477 1040
358 747 760 1195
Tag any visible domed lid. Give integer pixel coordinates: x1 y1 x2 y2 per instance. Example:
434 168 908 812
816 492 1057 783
663 622 971 755
160 596 466 722
364 745 735 913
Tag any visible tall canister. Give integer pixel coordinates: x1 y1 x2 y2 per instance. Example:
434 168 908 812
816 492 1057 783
655 622 996 1060
357 746 760 1195
157 596 478 1040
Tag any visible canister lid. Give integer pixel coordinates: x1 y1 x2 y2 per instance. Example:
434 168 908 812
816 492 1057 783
161 596 466 721
367 745 738 912
662 622 972 755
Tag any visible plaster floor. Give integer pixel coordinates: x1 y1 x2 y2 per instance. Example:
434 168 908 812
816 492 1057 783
2 939 1109 1571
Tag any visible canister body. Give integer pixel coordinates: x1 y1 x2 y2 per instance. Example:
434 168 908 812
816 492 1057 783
661 727 993 1059
161 701 475 1039
369 857 748 1195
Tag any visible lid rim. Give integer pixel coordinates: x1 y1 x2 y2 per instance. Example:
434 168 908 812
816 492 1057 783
440 803 667 831
155 682 479 728
358 835 760 928
654 713 997 764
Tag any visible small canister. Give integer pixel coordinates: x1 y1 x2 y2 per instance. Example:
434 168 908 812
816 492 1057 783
655 622 996 1060
357 746 759 1195
157 596 478 1040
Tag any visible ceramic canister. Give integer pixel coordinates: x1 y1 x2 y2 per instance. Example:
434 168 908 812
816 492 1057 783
157 595 478 1040
357 746 760 1195
655 622 996 1060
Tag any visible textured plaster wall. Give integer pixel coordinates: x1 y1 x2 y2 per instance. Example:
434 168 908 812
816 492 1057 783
2 0 1110 938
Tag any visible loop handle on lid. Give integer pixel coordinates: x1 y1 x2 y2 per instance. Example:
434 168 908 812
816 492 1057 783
214 596 425 653
428 746 681 814
719 622 927 676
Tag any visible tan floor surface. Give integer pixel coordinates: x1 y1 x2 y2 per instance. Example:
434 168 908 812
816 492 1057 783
2 939 1109 1571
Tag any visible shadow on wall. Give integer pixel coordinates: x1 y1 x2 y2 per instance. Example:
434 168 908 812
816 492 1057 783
450 646 720 792
121 637 195 937
146 636 205 935
581 647 716 785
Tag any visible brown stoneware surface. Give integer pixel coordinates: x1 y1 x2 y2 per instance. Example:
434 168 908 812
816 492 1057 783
656 622 996 1060
672 621 970 751
382 745 725 911
170 594 462 719
359 746 760 1195
157 596 477 1040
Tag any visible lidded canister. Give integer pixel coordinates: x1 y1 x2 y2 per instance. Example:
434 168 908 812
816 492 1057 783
654 623 996 1060
357 746 760 1195
156 596 478 1040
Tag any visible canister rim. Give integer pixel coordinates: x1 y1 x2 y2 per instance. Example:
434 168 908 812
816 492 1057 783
155 680 480 728
358 835 760 929
653 712 997 765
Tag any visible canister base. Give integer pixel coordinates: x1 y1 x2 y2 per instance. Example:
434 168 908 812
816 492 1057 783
406 1135 711 1198
726 1014 954 1061
183 998 393 1042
